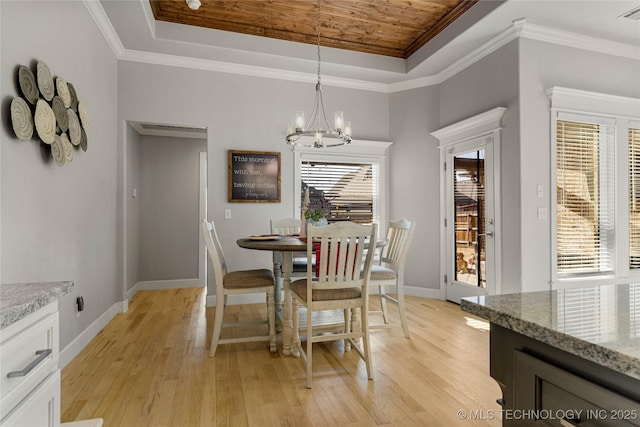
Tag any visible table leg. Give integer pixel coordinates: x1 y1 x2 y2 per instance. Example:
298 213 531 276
281 252 299 357
272 251 283 311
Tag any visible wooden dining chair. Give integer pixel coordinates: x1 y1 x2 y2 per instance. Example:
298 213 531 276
369 218 416 338
291 221 377 388
201 219 277 357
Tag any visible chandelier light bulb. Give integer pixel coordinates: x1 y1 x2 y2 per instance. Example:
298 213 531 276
295 111 305 131
334 111 344 132
344 121 352 138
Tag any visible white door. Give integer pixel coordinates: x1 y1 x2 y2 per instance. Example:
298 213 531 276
444 136 497 303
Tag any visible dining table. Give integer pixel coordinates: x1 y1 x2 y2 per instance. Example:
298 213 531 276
237 234 386 357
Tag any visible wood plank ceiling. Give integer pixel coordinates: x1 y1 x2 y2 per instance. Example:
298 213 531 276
149 0 478 59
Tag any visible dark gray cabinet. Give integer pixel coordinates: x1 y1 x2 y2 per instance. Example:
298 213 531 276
491 325 640 427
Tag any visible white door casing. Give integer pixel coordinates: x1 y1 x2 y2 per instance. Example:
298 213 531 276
432 107 505 303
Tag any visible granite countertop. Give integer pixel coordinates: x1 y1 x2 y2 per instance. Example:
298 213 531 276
1 281 74 329
461 283 640 380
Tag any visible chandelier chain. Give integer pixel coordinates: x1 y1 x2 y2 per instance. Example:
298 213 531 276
317 0 321 85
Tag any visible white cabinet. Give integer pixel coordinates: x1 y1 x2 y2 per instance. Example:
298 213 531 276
1 371 60 427
0 302 60 427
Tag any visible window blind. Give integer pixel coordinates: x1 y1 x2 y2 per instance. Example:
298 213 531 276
556 119 615 275
301 161 377 224
629 126 640 269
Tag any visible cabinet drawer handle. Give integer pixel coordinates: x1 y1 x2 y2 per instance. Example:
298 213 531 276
7 349 52 378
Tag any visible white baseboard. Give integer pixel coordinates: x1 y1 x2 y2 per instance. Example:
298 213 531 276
126 278 202 300
59 302 121 369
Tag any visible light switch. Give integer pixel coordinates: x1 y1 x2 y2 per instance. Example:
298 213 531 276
537 207 547 220
132 188 138 198
537 185 543 198
224 209 232 219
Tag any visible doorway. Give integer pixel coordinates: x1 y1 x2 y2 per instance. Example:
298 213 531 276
121 121 208 306
433 107 505 304
445 140 495 303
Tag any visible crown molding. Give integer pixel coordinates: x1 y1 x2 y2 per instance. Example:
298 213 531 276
431 107 506 147
140 0 157 39
546 87 640 119
85 1 639 94
521 21 640 61
82 0 124 58
117 49 389 93
389 19 525 93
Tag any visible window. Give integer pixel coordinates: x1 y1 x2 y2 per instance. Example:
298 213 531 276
301 161 376 224
293 138 391 229
548 87 640 282
629 126 640 269
555 117 615 276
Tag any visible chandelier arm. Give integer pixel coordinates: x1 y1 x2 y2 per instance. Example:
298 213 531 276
306 86 321 131
318 90 333 132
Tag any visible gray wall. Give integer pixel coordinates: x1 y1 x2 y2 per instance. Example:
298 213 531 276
386 41 521 293
389 85 441 290
117 61 390 297
518 38 640 292
1 1 118 349
440 40 522 294
138 135 206 282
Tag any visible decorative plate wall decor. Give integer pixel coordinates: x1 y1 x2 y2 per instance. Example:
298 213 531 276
56 77 71 108
8 60 90 166
10 97 34 141
34 99 56 144
67 109 81 146
67 82 78 111
18 65 38 105
51 135 65 165
61 133 73 162
80 128 88 152
78 101 90 129
36 61 54 101
52 96 68 132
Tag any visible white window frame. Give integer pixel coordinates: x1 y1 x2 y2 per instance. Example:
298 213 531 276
548 87 640 288
292 137 392 234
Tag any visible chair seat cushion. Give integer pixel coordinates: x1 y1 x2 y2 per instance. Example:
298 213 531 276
290 279 361 302
224 269 275 289
370 265 397 280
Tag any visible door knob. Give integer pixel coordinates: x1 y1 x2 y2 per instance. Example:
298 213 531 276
479 231 494 237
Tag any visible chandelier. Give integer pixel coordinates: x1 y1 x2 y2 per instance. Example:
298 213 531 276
285 0 352 148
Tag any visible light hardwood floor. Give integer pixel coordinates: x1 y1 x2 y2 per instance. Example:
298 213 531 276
61 288 502 426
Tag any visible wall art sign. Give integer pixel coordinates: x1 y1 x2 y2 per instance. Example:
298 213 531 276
228 150 281 203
